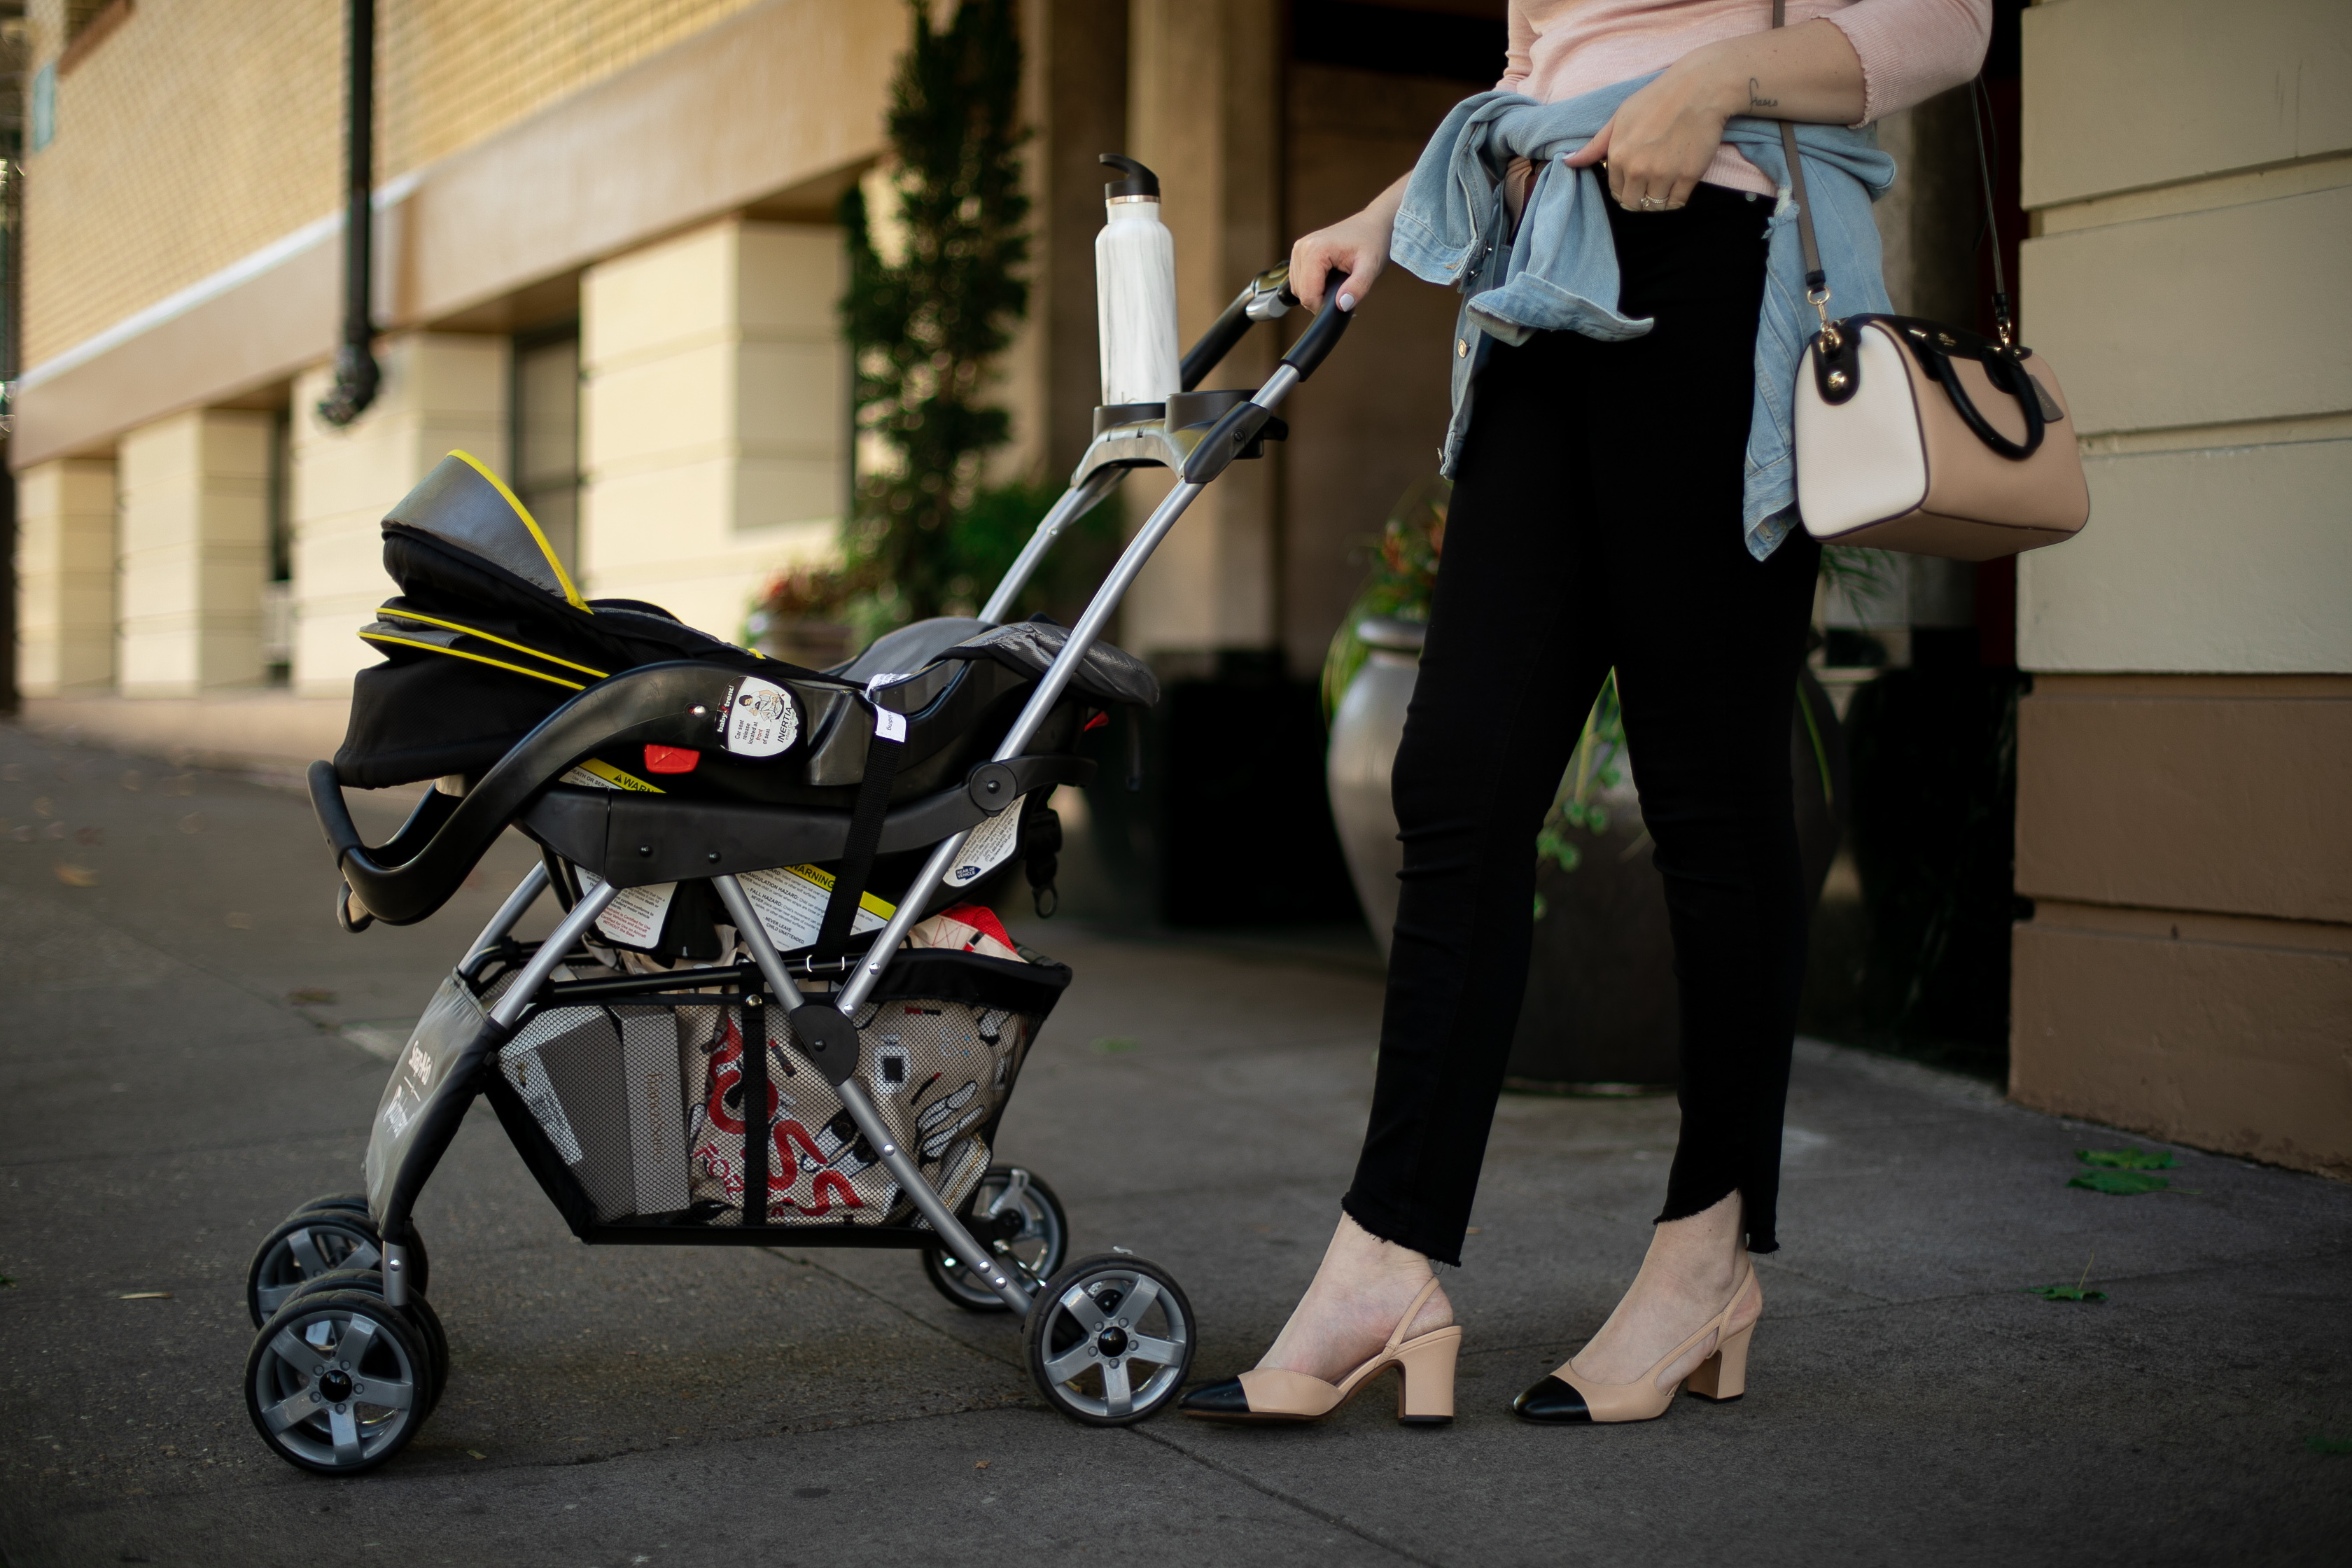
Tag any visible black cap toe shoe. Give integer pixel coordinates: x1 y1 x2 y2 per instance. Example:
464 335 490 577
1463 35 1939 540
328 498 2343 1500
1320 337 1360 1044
1177 1377 1254 1418
1512 1373 1594 1423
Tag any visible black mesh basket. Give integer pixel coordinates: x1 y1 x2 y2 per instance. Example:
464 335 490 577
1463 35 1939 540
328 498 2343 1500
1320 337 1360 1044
487 948 1070 1237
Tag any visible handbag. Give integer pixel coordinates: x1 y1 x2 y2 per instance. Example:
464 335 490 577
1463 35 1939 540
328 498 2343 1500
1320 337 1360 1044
1773 4 2090 559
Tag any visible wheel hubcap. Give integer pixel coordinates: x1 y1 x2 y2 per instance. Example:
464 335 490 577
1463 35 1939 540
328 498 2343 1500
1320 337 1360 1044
318 1368 355 1402
1096 1326 1129 1358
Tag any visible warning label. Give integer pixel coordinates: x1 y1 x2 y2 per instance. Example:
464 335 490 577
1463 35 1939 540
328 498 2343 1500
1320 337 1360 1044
575 869 678 949
737 863 894 951
946 794 1024 888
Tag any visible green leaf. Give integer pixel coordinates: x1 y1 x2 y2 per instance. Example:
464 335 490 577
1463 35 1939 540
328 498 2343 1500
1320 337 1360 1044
2306 1436 2352 1455
2068 1169 2171 1195
2077 1147 2176 1170
1090 1037 1138 1054
1532 892 1548 922
2019 1284 2107 1302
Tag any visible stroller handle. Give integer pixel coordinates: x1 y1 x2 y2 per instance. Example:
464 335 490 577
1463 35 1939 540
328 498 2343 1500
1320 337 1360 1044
1178 262 1290 393
1279 268 1355 381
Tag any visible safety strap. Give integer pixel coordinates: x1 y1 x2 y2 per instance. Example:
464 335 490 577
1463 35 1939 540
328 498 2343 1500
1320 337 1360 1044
741 1001 769 1225
813 682 908 959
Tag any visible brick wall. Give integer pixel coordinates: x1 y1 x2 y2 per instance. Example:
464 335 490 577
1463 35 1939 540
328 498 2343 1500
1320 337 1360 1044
22 0 765 369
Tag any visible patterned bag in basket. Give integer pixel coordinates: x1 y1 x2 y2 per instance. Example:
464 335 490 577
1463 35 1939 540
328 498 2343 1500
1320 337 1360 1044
682 985 1035 1226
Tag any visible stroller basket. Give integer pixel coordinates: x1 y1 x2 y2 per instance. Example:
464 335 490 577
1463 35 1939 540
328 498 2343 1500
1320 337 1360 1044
475 948 1070 1237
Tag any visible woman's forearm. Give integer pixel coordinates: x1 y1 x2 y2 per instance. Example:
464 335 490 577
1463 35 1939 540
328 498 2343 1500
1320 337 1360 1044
1666 19 1866 129
1359 173 1412 230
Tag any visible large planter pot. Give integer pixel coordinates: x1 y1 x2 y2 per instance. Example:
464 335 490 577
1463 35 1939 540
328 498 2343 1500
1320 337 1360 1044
1328 622 1848 1093
1327 618 1427 962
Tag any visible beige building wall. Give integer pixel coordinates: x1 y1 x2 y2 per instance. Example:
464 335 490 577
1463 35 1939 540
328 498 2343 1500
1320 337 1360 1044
580 219 846 640
113 410 274 697
2008 0 2352 1178
20 0 768 372
14 458 118 696
289 334 510 698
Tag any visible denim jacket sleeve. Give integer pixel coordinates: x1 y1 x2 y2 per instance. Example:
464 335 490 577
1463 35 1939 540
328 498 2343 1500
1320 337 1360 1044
1391 76 1896 561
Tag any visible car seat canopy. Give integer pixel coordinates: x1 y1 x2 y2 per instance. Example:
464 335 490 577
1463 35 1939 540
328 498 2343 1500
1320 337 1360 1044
387 452 587 608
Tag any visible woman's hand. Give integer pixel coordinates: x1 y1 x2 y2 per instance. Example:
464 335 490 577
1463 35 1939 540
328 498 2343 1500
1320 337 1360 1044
1563 66 1741 214
1289 172 1410 313
1564 19 1868 213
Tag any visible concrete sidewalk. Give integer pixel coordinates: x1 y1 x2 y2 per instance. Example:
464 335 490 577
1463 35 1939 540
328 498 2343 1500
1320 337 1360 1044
1 720 2346 1567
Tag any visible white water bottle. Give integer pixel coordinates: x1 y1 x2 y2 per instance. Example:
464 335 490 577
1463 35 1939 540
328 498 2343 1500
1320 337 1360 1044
1095 155 1180 407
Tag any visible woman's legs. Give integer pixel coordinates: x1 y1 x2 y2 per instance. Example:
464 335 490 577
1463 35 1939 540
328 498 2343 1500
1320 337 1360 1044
1256 187 1815 1390
1257 349 1615 1376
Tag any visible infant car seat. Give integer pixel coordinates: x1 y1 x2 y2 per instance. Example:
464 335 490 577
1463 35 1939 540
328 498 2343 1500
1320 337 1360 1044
318 453 1154 942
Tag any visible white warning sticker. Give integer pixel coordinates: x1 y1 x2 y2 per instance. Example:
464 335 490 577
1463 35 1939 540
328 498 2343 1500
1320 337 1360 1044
725 676 800 757
945 793 1024 890
575 868 679 949
736 863 894 952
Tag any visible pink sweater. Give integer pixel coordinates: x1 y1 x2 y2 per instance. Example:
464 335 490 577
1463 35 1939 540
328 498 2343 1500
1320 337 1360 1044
1499 0 1991 195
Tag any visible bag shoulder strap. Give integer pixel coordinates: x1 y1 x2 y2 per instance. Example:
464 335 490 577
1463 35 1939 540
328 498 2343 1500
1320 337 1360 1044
1770 0 2009 346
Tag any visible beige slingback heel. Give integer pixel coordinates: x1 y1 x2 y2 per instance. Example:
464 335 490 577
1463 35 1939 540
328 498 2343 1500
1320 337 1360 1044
1513 1255 1760 1424
1178 1273 1461 1425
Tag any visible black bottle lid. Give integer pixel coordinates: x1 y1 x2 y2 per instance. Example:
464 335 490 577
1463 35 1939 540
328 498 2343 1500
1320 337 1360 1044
1100 153 1160 200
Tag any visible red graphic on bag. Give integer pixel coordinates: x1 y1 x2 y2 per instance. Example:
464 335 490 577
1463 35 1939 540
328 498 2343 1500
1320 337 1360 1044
692 1016 872 1219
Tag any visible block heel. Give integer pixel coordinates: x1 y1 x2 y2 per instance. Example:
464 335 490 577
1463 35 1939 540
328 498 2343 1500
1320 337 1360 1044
1392 1324 1462 1424
1682 1321 1752 1402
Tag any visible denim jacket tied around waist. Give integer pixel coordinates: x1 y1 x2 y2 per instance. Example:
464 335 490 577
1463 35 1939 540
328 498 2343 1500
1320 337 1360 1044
1388 75 1896 561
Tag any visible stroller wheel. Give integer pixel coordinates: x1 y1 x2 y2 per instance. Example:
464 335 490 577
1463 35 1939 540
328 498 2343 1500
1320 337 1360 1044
1023 1253 1195 1426
276 1268 451 1412
246 1288 434 1475
922 1166 1069 1313
288 1191 370 1221
247 1212 430 1326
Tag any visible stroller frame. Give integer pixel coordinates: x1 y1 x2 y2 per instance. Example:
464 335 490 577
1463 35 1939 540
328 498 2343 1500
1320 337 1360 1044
250 264 1348 1462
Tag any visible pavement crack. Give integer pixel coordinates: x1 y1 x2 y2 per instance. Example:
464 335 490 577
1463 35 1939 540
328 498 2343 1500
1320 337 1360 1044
1129 1423 1446 1566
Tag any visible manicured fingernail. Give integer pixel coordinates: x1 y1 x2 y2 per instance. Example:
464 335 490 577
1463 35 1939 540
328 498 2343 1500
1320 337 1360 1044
1338 292 1357 312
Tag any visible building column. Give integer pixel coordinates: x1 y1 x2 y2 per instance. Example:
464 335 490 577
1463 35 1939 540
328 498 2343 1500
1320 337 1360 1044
1122 0 1284 664
14 457 117 696
289 333 509 698
578 218 846 640
114 410 272 696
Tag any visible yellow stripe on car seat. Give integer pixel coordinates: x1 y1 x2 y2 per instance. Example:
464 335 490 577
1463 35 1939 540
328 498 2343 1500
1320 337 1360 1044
358 632 587 691
374 606 610 680
447 449 589 612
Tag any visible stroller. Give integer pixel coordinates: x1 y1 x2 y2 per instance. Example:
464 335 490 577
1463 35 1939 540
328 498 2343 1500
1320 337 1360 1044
241 262 1349 1473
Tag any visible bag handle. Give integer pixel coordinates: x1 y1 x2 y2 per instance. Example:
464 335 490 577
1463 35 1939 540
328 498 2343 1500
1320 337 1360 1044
1771 1 2010 349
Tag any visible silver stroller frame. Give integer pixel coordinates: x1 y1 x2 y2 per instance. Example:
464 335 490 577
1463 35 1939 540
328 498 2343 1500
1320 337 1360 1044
244 264 1348 1468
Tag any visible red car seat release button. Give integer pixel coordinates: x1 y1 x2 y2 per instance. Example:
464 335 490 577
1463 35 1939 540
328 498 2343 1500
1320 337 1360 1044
643 745 700 774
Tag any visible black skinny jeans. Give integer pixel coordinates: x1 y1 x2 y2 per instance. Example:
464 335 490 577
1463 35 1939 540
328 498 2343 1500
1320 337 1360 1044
1342 184 1820 1266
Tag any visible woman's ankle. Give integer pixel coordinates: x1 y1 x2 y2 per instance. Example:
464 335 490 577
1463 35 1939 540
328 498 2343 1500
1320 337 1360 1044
1256 1214 1452 1378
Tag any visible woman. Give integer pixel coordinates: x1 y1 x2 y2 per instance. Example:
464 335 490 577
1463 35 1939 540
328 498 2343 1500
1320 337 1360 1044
1180 0 1991 1427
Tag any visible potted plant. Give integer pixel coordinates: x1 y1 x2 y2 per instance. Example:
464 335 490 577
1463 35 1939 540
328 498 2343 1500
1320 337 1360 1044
1324 477 1849 1093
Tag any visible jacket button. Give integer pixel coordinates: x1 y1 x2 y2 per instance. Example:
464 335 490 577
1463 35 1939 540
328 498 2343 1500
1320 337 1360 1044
1455 338 1469 358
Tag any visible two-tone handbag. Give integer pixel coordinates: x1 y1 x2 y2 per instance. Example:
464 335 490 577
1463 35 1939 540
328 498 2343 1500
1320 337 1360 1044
1774 6 2090 559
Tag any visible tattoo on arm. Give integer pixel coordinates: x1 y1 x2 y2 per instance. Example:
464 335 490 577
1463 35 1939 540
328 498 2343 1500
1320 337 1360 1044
1748 76 1779 110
